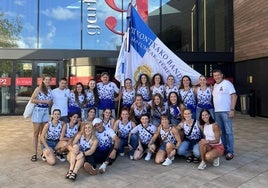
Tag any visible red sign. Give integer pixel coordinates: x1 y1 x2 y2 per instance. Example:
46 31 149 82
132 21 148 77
0 77 11 86
16 77 32 86
37 77 56 86
70 76 94 86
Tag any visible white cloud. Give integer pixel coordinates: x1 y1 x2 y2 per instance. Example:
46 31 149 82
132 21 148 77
41 6 79 20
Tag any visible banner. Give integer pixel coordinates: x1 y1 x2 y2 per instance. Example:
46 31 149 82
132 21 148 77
115 4 201 86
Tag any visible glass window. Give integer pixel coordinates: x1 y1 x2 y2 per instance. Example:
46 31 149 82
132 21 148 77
1 0 37 48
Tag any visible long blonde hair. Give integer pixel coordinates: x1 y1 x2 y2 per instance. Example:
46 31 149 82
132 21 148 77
81 122 97 142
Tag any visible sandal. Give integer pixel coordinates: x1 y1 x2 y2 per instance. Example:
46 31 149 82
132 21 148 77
186 155 193 163
69 172 77 181
193 157 199 163
31 154 37 162
65 170 73 179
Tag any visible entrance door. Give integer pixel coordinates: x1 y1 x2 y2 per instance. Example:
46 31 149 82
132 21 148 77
14 61 58 114
0 60 12 114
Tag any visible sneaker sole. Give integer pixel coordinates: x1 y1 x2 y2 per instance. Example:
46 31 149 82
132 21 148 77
84 163 97 175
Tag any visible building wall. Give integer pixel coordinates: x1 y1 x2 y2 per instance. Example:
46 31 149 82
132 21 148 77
234 0 268 61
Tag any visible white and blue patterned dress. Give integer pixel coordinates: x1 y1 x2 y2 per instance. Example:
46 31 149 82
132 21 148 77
46 121 63 141
85 90 95 108
130 124 157 144
196 87 213 109
121 87 135 108
97 82 119 110
78 135 93 152
136 86 151 101
36 89 52 108
159 126 176 144
118 121 133 139
151 85 165 98
68 92 85 115
64 123 79 138
179 88 196 113
165 85 179 99
96 127 116 151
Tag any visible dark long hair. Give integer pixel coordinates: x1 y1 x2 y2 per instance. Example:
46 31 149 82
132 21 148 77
199 109 215 126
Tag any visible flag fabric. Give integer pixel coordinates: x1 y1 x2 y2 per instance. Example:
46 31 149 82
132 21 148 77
115 4 201 86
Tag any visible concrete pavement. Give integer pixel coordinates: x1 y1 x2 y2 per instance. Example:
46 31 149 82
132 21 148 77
0 113 267 188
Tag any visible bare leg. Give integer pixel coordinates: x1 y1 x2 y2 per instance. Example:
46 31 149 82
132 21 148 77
155 149 166 164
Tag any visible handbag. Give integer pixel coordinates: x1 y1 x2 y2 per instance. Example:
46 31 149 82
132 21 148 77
23 101 35 118
133 142 144 160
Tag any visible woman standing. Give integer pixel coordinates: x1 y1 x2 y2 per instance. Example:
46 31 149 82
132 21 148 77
179 75 197 119
40 109 63 165
135 73 151 102
118 78 135 110
68 82 87 120
66 122 98 181
165 75 179 100
198 109 224 170
196 75 214 120
151 73 165 99
148 115 181 166
30 75 52 162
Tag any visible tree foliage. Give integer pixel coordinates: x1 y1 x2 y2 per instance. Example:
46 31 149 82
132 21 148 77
0 12 22 48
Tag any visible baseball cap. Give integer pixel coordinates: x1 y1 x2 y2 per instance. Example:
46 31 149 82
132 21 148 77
92 118 102 126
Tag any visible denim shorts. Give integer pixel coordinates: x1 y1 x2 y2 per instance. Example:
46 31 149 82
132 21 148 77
32 107 49 123
158 142 167 151
42 139 59 150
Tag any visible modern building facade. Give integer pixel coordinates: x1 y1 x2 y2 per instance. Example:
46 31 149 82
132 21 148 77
1 0 235 115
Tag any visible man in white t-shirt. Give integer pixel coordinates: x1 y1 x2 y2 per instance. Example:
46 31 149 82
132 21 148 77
51 78 70 123
212 69 237 160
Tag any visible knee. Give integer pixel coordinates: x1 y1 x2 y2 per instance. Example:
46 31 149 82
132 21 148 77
205 153 213 162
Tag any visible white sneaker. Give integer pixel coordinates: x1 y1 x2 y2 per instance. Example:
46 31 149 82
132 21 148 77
198 161 207 170
145 152 152 161
162 158 172 166
98 163 107 174
170 155 175 161
129 155 134 160
213 157 220 167
56 153 66 162
119 152 125 157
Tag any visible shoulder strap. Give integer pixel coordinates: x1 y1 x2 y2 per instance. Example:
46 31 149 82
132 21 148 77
185 120 196 137
142 124 154 135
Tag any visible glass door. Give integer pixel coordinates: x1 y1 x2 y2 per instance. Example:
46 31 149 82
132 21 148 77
0 60 12 114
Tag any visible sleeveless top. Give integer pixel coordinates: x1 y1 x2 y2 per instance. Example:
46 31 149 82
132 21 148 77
136 86 151 101
46 121 62 140
122 87 135 107
151 85 165 98
36 89 52 108
159 126 176 144
179 88 196 112
118 120 133 139
102 118 112 129
197 87 213 109
183 120 202 141
65 123 79 138
165 85 179 99
203 124 222 145
85 90 95 108
133 103 148 119
68 92 86 108
78 135 93 152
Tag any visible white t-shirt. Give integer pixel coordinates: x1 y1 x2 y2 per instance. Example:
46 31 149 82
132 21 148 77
212 79 236 112
51 88 70 116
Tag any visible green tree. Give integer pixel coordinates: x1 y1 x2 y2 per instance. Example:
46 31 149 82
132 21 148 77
0 12 22 47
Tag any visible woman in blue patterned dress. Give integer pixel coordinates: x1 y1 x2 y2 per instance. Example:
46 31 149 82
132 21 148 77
84 79 99 120
101 108 115 129
177 108 203 163
66 122 98 181
30 75 52 162
97 72 119 118
196 75 214 120
113 108 136 156
40 109 63 165
135 73 151 102
68 82 87 119
165 75 179 100
148 115 181 166
55 112 80 159
179 75 197 119
118 78 135 110
151 73 165 99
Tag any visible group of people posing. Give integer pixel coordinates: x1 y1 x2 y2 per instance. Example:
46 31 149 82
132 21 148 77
28 69 237 181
